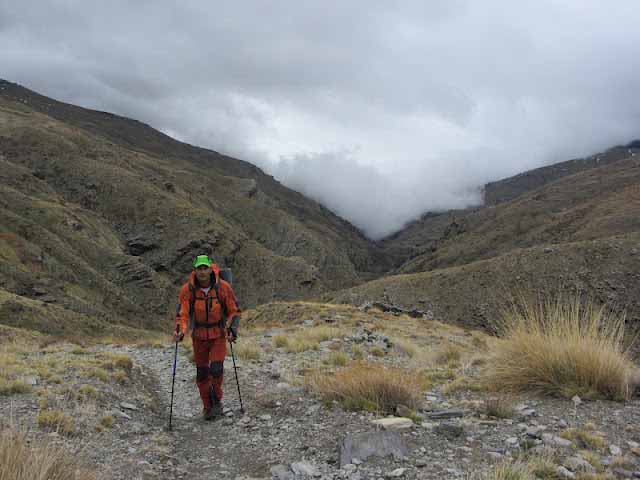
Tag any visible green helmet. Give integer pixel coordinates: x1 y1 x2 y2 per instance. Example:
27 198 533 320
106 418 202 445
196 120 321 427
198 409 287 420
193 255 212 269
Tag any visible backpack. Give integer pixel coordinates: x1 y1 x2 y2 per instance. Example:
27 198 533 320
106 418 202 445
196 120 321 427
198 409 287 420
187 268 233 335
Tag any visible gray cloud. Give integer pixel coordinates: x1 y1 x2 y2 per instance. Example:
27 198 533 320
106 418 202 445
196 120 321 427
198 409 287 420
2 1 640 238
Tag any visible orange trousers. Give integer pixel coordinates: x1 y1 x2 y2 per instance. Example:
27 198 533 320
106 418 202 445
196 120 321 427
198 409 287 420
192 337 226 409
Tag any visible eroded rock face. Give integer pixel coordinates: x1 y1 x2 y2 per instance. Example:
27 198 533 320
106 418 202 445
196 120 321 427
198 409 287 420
127 236 159 256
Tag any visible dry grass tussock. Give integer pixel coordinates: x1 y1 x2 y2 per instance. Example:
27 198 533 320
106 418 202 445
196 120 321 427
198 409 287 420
486 295 637 400
476 454 560 480
560 427 606 451
482 396 515 419
390 337 419 358
307 362 428 414
272 325 341 353
433 342 463 365
37 409 76 436
0 341 33 396
228 339 261 361
0 428 97 480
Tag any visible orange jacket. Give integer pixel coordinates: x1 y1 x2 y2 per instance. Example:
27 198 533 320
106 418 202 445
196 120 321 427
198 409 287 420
175 268 241 340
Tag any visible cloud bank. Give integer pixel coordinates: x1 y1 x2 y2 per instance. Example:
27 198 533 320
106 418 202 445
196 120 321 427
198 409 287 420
2 1 640 238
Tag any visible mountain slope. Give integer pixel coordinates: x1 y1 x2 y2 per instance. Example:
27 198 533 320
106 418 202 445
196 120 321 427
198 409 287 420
383 153 640 275
331 150 640 328
0 80 383 335
329 232 640 329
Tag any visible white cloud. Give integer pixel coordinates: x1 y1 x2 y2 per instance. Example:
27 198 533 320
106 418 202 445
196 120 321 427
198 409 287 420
1 1 639 238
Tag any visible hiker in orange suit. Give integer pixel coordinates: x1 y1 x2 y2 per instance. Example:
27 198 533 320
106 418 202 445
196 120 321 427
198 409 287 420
173 255 241 420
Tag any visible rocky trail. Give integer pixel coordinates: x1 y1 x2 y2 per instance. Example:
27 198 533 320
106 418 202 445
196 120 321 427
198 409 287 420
110 334 640 480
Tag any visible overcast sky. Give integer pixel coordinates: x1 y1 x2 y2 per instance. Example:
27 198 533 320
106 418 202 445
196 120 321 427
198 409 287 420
2 1 640 238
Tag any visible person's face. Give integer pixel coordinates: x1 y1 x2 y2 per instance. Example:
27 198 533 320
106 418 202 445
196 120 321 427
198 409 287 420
196 265 212 283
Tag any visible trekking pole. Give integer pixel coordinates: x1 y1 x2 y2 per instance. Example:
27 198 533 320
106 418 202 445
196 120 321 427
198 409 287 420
228 340 245 413
169 329 179 431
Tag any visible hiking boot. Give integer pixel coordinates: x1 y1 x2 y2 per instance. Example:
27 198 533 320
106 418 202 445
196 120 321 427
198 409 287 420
211 400 223 417
209 386 223 419
203 407 219 421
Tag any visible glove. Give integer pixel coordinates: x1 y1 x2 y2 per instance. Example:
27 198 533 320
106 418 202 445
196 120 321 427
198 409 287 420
172 329 184 343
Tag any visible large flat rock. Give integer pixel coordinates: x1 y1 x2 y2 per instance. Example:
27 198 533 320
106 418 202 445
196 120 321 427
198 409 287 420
371 417 413 430
340 431 409 467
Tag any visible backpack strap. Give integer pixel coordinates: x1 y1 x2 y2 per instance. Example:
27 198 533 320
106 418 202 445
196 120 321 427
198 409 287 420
213 282 228 337
188 283 196 332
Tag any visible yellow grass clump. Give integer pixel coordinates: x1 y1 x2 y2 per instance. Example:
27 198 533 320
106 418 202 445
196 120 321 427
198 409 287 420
37 410 76 436
486 296 637 400
230 340 261 361
483 396 515 419
303 325 342 343
482 459 533 480
0 379 31 396
351 345 364 359
273 334 289 348
434 343 462 365
273 326 341 353
560 427 606 451
97 415 115 431
391 337 418 358
76 385 99 400
478 453 566 480
307 362 428 414
325 351 349 367
100 352 133 372
285 339 319 353
0 429 96 480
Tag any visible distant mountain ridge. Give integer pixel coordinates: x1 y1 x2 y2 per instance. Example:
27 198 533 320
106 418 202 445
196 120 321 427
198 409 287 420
483 145 637 205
